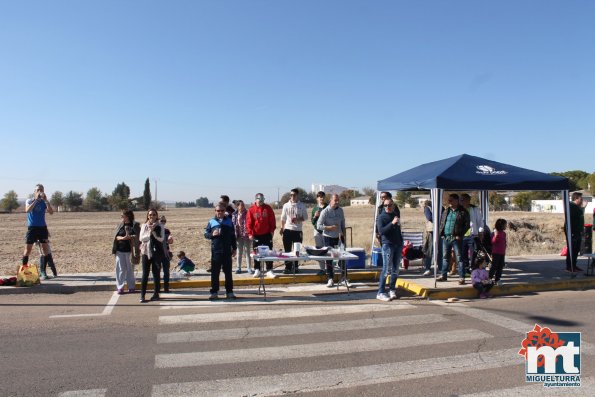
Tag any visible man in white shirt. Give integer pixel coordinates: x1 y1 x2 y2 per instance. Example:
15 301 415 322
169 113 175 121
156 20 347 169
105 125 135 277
280 188 308 274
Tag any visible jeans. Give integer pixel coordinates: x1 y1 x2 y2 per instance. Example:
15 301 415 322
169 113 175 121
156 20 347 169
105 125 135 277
473 282 493 295
461 236 477 271
441 236 463 279
323 236 344 280
210 252 233 294
141 254 161 298
379 242 402 294
236 237 252 270
161 257 171 290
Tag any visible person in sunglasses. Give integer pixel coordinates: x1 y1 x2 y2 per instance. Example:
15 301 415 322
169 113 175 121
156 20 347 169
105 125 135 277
375 199 403 301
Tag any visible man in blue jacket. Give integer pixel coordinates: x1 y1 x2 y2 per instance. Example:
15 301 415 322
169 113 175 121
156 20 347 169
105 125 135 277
376 198 403 301
205 204 237 300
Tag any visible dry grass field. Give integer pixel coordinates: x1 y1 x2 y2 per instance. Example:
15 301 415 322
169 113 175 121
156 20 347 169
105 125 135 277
0 206 572 276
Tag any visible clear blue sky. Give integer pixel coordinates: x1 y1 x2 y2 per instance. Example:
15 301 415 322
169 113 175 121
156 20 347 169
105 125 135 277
1 0 594 203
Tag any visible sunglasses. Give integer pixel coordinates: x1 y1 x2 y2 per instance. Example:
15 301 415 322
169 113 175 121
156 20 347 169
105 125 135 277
384 204 394 208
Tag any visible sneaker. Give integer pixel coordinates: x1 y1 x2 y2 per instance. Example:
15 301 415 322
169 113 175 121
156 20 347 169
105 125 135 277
253 269 261 278
340 279 352 287
376 293 391 302
235 269 242 274
266 270 276 279
436 276 448 282
226 292 237 300
389 290 397 300
139 296 148 303
458 279 466 285
149 294 160 301
117 289 124 295
209 293 219 300
423 270 432 276
40 275 48 281
326 279 334 288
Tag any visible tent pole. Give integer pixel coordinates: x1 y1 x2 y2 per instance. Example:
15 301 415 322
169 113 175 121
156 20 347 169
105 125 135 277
563 190 574 272
431 188 442 288
370 191 380 267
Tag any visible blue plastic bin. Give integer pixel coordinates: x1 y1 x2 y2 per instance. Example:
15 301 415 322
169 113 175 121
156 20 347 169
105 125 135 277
372 247 383 267
346 248 365 269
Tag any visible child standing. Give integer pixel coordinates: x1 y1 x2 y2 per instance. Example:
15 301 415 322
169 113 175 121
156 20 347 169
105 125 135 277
176 251 195 276
471 260 493 299
489 218 507 286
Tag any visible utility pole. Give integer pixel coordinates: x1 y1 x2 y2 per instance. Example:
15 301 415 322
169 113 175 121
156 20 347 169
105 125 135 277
154 179 158 202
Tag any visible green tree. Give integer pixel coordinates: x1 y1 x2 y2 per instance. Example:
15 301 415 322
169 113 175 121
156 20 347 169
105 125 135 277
0 190 19 212
551 171 589 191
50 191 64 209
586 172 595 195
84 187 105 211
143 178 151 210
64 191 83 211
196 197 211 208
338 189 360 207
512 191 554 211
395 191 411 208
489 192 507 211
109 182 131 210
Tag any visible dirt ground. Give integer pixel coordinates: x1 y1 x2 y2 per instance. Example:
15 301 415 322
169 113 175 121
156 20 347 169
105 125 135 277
0 206 568 276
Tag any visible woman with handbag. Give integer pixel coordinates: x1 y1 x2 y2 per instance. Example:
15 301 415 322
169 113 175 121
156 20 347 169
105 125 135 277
112 209 140 294
139 209 165 303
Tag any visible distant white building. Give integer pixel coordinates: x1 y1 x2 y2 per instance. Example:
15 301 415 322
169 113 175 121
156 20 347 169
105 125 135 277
311 183 349 195
350 196 371 206
531 200 565 213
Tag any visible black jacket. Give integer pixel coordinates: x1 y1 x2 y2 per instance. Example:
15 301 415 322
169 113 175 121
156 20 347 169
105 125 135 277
376 211 403 246
439 205 470 238
112 221 140 255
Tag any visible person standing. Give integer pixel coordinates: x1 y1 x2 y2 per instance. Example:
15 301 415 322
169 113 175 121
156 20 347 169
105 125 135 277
311 191 328 276
139 209 165 303
246 193 277 279
280 188 308 274
437 193 470 284
22 184 55 280
489 218 508 285
376 199 404 301
232 200 252 274
317 194 347 288
565 192 585 272
159 216 174 292
422 200 434 276
112 209 140 294
460 193 484 273
205 204 237 300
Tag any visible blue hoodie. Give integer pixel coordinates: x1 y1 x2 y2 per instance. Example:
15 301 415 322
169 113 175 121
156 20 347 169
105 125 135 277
204 215 237 254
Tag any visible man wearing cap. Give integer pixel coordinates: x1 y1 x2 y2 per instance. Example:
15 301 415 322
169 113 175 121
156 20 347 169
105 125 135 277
246 193 277 278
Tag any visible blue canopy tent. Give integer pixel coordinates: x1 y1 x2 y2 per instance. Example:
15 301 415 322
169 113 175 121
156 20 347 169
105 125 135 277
375 154 572 286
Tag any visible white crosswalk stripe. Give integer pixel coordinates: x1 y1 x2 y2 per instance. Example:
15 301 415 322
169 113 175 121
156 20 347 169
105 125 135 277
157 313 447 343
134 298 594 395
152 348 519 397
156 328 491 368
58 390 107 397
159 302 414 324
460 376 595 396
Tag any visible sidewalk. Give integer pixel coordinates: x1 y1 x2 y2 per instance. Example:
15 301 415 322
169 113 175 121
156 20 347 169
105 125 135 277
2 255 594 299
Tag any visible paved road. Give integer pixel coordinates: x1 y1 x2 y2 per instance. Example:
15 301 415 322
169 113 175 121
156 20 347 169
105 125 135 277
1 287 594 396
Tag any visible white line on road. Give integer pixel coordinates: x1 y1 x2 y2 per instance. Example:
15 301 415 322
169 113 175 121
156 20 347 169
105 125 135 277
58 389 107 397
158 302 413 324
155 328 492 368
50 292 120 319
157 313 448 343
152 347 518 396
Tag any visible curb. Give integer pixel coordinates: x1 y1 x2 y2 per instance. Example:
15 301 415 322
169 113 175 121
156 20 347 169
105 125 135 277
398 277 595 300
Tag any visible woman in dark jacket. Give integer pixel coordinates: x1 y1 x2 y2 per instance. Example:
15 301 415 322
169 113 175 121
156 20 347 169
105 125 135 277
112 209 140 294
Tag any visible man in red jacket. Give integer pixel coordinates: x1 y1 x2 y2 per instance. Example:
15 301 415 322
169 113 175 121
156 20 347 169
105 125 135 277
246 193 277 278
